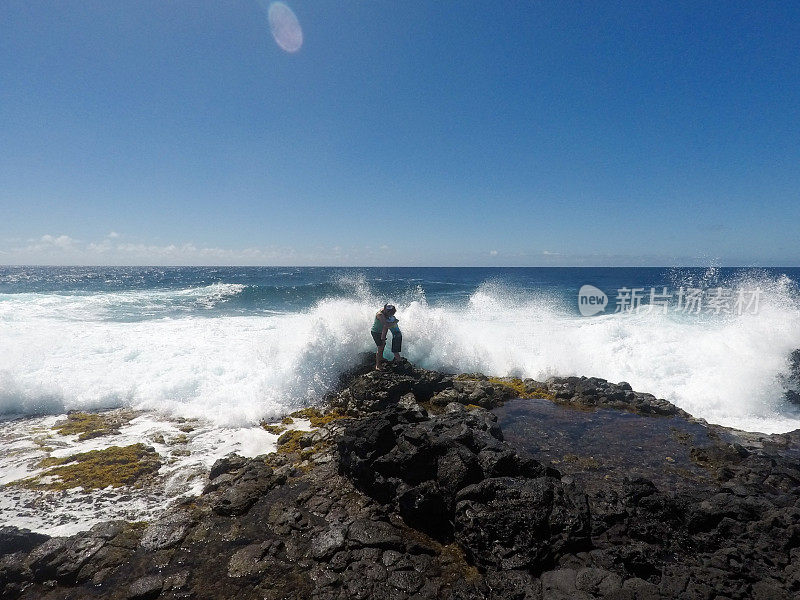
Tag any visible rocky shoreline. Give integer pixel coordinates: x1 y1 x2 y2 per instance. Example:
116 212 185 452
2 359 799 599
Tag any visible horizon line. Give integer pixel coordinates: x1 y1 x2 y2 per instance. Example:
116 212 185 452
3 264 800 269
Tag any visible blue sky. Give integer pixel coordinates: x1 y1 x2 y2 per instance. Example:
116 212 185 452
1 1 799 266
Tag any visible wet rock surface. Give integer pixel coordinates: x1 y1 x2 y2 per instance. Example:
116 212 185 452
2 358 799 599
785 348 800 406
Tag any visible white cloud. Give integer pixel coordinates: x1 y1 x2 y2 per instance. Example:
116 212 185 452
489 250 498 256
87 240 112 253
111 242 286 263
15 234 80 255
2 233 299 266
39 234 77 249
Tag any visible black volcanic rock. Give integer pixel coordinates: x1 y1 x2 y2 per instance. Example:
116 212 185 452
454 476 590 572
0 527 47 557
337 403 579 554
785 348 800 406
3 362 800 600
545 375 690 417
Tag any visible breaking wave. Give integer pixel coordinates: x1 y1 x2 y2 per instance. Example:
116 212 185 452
1 271 799 433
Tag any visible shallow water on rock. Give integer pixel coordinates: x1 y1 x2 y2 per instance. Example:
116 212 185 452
494 398 734 493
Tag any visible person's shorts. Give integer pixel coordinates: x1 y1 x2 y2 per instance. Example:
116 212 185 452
371 331 385 347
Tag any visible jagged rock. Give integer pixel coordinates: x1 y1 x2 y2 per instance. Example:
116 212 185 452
575 567 624 595
25 535 106 583
330 368 416 414
545 376 687 417
227 543 272 578
312 525 347 560
454 477 590 572
0 527 48 556
6 363 800 600
347 518 403 550
210 460 283 516
784 349 800 406
430 388 461 406
208 453 248 480
140 511 192 551
128 574 163 599
408 366 454 402
0 552 31 600
337 402 585 570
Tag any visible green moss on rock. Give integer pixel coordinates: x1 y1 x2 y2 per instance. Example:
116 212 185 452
487 377 554 400
560 453 602 470
290 407 348 427
276 430 307 454
24 443 161 490
52 411 135 441
261 423 287 435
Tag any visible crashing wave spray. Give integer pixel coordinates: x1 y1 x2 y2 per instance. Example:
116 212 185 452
1 272 799 433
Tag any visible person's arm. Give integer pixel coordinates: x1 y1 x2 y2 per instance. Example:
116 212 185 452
376 313 389 342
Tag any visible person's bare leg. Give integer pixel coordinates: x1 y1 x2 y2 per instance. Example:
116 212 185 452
375 345 385 370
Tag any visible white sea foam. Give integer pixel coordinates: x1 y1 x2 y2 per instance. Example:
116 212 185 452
1 275 799 433
0 283 246 322
404 279 800 433
0 410 300 535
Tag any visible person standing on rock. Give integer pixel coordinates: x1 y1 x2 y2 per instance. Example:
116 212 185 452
371 304 402 370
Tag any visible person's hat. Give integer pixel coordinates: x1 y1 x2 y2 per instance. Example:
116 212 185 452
383 304 396 313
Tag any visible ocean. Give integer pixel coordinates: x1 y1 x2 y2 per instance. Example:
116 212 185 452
2 265 800 434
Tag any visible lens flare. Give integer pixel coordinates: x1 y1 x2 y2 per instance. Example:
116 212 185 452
267 2 303 53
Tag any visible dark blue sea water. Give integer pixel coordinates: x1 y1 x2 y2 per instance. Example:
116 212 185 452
2 265 797 316
1 266 799 432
